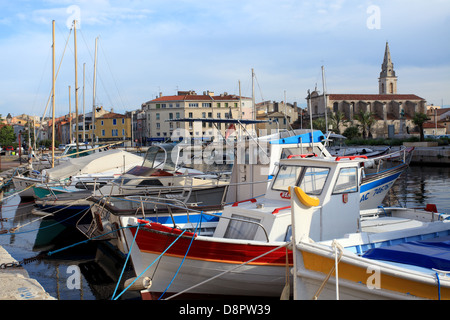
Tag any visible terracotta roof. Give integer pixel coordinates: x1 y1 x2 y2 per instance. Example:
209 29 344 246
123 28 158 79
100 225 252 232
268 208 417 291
327 94 425 101
97 112 128 119
149 94 250 103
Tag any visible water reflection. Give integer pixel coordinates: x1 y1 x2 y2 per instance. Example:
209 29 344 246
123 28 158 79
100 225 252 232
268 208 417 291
0 192 139 300
383 165 450 214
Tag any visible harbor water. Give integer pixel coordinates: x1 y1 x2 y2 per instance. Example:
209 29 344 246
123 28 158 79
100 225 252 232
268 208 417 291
0 164 449 300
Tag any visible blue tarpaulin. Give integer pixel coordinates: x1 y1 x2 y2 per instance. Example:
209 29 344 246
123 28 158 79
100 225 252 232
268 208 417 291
363 236 450 270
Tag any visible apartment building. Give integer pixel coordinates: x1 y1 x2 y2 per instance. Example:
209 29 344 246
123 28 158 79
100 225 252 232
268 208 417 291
141 90 253 142
95 112 132 142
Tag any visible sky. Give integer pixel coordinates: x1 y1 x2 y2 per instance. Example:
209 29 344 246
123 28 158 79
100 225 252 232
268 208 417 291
0 0 449 118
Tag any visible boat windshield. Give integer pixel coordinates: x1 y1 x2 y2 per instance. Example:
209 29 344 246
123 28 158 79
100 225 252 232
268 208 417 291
142 144 177 171
61 144 94 158
272 165 330 195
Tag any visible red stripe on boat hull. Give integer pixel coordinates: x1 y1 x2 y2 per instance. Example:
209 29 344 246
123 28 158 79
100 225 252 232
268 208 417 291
130 224 293 266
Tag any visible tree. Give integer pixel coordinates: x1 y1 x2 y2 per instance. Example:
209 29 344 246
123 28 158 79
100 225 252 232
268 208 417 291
312 117 326 133
0 125 16 147
412 112 430 142
343 126 360 140
329 111 347 135
355 110 376 139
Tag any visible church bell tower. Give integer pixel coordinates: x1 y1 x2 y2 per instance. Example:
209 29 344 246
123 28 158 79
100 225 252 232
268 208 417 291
379 42 397 94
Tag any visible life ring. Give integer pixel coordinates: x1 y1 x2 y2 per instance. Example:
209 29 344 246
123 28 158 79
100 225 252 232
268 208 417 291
289 186 320 207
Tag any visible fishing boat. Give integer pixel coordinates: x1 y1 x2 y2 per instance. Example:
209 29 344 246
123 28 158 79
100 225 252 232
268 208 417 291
114 155 441 299
327 133 390 158
226 130 414 210
290 171 450 300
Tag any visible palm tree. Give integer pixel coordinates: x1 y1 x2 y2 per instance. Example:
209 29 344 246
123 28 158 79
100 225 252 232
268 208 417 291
329 111 346 135
412 112 430 141
356 110 376 139
312 117 326 133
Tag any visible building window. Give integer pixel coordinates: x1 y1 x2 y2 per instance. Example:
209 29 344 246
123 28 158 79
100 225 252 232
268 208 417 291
202 103 212 108
101 129 105 136
113 119 117 125
188 112 193 118
156 104 160 109
189 103 199 108
176 112 180 119
122 129 125 136
169 113 173 119
217 103 221 108
161 104 167 108
169 104 173 108
122 118 125 124
176 103 180 108
101 120 104 126
156 113 160 120
156 123 160 129
112 129 118 136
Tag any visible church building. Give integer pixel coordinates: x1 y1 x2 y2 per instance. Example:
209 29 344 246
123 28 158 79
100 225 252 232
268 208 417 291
308 42 427 138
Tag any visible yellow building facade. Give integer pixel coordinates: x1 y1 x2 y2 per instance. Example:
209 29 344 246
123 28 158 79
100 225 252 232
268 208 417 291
94 112 132 142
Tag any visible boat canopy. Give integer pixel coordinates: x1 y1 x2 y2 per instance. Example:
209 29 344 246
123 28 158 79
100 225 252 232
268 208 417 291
363 235 450 270
269 130 326 145
41 149 143 181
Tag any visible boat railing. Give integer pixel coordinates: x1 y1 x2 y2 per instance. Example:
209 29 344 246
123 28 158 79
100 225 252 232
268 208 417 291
115 194 271 242
361 146 413 176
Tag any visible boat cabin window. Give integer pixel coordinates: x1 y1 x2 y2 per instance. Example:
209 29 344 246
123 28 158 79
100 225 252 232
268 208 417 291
272 165 303 192
223 214 261 240
299 167 330 195
272 165 330 195
332 167 358 194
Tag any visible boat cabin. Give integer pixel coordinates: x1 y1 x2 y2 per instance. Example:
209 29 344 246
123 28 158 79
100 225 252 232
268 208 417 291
214 156 362 243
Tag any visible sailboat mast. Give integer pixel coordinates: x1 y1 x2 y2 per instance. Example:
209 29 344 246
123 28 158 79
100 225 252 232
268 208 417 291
74 19 79 155
239 80 242 140
83 63 86 142
68 85 72 142
92 37 98 147
51 20 56 168
251 68 255 135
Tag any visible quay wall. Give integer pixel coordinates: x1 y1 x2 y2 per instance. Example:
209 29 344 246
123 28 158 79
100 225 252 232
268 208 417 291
404 144 450 165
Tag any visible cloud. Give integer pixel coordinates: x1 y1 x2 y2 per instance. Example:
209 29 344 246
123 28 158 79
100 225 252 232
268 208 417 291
1 0 450 117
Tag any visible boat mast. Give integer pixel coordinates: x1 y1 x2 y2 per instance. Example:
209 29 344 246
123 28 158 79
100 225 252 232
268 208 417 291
83 62 86 142
307 89 314 149
74 19 79 156
239 80 242 140
51 20 56 168
321 65 328 135
92 37 98 147
68 85 72 142
252 68 255 135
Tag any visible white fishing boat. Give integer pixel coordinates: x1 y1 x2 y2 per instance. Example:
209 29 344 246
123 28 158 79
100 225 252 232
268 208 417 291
114 155 442 299
290 168 450 300
227 130 414 210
